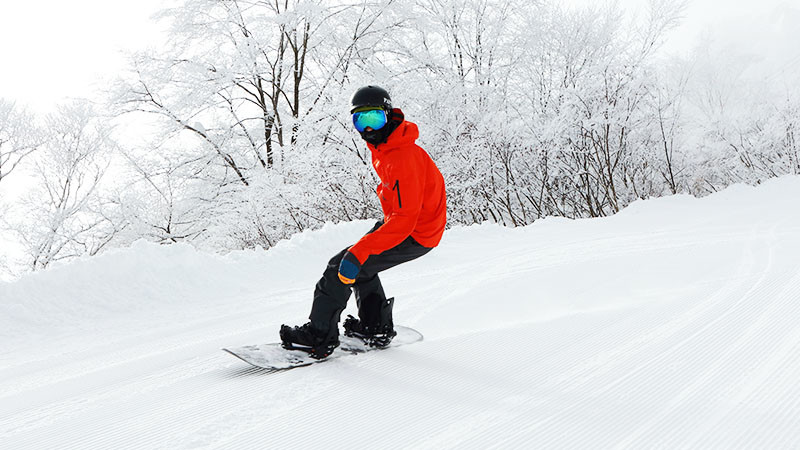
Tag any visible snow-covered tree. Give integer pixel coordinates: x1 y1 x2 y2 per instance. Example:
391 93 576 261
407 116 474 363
0 99 42 185
7 102 116 271
110 0 409 249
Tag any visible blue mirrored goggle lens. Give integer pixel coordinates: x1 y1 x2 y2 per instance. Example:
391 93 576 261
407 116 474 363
352 109 387 132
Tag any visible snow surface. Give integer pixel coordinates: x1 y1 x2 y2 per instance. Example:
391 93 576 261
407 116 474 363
2 176 800 448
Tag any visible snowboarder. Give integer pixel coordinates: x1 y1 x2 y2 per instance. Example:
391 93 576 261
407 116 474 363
280 85 447 359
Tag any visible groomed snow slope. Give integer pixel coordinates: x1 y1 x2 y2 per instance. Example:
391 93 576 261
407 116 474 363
2 176 800 449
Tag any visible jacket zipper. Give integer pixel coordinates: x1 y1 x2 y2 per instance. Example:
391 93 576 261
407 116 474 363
393 180 402 208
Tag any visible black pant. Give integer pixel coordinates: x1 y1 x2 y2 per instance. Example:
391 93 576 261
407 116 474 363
309 223 432 331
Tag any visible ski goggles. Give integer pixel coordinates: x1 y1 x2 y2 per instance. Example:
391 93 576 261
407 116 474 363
352 108 388 133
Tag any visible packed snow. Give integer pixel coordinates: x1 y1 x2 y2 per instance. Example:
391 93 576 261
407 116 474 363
2 176 800 448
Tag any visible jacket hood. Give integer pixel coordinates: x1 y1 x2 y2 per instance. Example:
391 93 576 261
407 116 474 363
367 109 419 152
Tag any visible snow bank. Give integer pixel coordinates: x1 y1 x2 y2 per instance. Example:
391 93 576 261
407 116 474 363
0 221 370 346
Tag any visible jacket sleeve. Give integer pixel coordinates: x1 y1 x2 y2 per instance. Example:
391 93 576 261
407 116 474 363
348 152 426 263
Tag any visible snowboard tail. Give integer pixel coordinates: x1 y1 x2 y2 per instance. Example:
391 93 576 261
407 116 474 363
223 325 422 370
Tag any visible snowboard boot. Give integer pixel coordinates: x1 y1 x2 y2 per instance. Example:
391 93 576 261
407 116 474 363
343 297 397 348
280 319 340 359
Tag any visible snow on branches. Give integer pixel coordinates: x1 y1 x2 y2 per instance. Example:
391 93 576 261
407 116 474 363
2 0 799 275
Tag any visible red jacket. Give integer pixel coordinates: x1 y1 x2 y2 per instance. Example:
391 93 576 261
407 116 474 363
348 112 447 264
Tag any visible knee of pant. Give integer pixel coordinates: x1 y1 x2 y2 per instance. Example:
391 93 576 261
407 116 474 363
354 272 380 288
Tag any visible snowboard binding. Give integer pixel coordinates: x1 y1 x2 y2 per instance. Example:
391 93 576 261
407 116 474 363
345 296 397 348
279 321 340 360
343 316 397 348
280 339 338 360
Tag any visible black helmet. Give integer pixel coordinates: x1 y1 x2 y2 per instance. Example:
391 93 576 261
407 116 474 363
350 85 392 113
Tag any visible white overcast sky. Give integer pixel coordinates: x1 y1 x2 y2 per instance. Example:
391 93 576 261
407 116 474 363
0 0 798 112
0 0 167 112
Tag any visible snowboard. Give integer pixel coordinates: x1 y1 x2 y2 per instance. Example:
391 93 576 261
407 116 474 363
223 325 423 370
